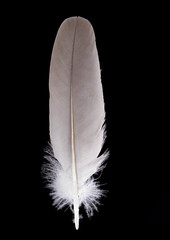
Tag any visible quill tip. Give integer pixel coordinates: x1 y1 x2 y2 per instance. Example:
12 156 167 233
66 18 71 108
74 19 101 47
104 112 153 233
74 199 79 230
74 207 79 230
75 221 79 230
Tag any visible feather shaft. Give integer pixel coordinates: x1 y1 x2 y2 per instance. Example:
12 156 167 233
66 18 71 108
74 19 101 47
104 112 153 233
70 18 79 229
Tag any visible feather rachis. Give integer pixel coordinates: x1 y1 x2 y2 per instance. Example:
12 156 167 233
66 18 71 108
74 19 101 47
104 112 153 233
70 17 79 229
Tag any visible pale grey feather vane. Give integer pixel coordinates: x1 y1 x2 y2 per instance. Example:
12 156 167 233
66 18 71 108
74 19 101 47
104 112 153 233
42 16 109 230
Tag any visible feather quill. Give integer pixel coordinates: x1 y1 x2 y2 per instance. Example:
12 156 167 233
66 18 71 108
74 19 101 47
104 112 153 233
43 16 109 229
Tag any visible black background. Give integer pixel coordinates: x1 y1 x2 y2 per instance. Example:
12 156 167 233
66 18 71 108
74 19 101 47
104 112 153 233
3 5 169 238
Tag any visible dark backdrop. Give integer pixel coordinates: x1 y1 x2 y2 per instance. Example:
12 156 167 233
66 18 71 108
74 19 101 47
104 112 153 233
4 7 169 238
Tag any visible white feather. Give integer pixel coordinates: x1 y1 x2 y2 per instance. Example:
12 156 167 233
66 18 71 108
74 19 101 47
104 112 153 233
43 16 109 230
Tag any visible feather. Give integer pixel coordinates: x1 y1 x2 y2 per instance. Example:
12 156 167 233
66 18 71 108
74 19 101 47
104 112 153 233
43 16 109 230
